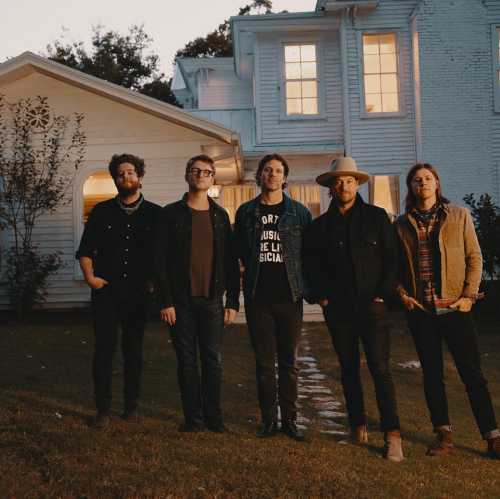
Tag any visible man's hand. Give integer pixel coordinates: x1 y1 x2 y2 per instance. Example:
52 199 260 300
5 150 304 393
224 308 237 326
449 297 473 313
318 298 329 307
160 307 176 326
401 294 425 312
86 276 109 290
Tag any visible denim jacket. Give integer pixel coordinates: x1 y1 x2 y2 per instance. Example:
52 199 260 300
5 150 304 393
234 194 312 302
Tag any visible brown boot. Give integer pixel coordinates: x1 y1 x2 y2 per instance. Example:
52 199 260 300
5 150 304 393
487 436 500 459
384 430 404 462
350 425 368 445
426 428 454 456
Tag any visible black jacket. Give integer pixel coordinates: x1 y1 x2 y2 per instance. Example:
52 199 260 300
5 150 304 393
154 195 240 310
304 195 398 305
76 197 161 287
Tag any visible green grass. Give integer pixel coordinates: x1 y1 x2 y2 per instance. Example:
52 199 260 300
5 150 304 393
0 310 499 498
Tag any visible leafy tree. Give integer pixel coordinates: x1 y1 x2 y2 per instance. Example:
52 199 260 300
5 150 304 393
0 95 86 317
176 0 273 58
463 193 500 281
46 25 180 106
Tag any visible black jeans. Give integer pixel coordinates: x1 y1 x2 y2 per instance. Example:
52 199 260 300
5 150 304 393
245 301 303 423
170 297 224 426
407 310 498 437
323 301 400 432
91 284 147 413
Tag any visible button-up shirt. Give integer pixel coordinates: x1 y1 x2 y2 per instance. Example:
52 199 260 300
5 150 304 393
76 197 161 287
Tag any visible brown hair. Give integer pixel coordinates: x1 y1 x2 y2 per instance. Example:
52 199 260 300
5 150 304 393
108 153 145 179
185 154 215 178
405 162 450 211
255 153 289 189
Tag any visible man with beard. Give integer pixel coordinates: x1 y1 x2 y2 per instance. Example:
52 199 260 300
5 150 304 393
77 153 160 428
304 156 403 461
154 154 240 433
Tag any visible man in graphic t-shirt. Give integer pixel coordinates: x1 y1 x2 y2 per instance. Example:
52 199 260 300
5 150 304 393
234 154 312 441
154 154 240 433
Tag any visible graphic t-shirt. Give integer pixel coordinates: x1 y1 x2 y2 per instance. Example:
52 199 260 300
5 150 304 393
254 202 292 304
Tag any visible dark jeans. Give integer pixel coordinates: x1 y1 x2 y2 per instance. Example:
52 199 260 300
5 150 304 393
91 284 147 413
407 310 498 437
170 297 224 426
323 301 400 432
245 301 303 423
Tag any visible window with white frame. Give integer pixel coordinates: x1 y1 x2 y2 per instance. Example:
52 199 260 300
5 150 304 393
493 27 500 112
82 171 117 223
284 44 319 116
362 33 400 114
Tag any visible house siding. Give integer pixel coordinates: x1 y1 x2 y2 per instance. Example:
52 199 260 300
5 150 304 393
0 72 228 307
198 69 253 110
415 0 500 203
255 31 344 147
344 0 419 192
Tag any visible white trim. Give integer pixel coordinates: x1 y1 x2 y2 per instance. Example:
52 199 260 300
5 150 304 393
0 52 238 145
279 38 326 121
357 29 406 119
492 25 500 113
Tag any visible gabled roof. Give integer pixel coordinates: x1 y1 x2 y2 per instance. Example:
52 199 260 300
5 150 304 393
0 52 239 145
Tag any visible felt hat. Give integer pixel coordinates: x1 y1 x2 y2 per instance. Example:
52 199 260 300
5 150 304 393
316 156 370 186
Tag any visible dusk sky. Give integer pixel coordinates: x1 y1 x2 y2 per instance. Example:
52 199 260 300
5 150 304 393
2 0 316 77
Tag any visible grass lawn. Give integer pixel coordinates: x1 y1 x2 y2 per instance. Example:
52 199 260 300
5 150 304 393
0 309 499 498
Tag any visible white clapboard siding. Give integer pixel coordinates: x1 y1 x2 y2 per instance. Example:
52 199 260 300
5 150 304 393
344 0 418 191
198 69 253 110
413 0 498 203
0 71 231 308
255 31 344 146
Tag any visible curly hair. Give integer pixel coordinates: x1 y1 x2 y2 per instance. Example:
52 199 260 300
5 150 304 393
255 153 289 189
108 153 145 179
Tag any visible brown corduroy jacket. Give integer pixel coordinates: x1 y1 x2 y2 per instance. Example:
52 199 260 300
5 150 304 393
395 203 482 303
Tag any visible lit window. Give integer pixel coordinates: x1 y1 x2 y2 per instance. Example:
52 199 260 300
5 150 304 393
284 44 318 116
288 184 321 218
218 185 259 224
362 33 400 114
82 171 117 223
369 175 400 218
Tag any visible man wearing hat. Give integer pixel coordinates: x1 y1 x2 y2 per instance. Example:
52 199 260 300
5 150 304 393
304 156 403 461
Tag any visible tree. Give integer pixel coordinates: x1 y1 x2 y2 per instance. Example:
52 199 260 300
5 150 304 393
176 0 273 58
46 25 180 106
0 95 86 317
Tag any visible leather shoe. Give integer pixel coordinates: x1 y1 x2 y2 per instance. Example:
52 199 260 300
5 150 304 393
207 421 226 433
281 420 306 442
256 421 278 438
122 408 140 423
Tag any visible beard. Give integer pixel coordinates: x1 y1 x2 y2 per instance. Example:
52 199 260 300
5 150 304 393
117 180 140 198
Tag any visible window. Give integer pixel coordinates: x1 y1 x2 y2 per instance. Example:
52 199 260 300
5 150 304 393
82 171 117 223
493 26 500 112
288 184 321 218
362 33 400 114
369 175 400 219
284 44 319 116
218 185 259 224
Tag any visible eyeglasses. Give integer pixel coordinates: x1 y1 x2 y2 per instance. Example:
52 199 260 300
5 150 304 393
189 168 215 178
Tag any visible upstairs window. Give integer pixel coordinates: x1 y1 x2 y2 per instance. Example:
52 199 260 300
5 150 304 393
362 33 400 114
284 44 319 116
493 27 500 112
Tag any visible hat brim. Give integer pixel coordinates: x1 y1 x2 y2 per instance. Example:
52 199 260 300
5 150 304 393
315 170 370 187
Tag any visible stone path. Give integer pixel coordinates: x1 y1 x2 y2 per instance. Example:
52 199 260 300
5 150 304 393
295 328 348 437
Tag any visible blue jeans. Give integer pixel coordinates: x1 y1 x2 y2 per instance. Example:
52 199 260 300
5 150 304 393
170 297 224 426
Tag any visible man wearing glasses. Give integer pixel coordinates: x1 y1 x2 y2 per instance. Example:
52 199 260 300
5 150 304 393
154 154 240 432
